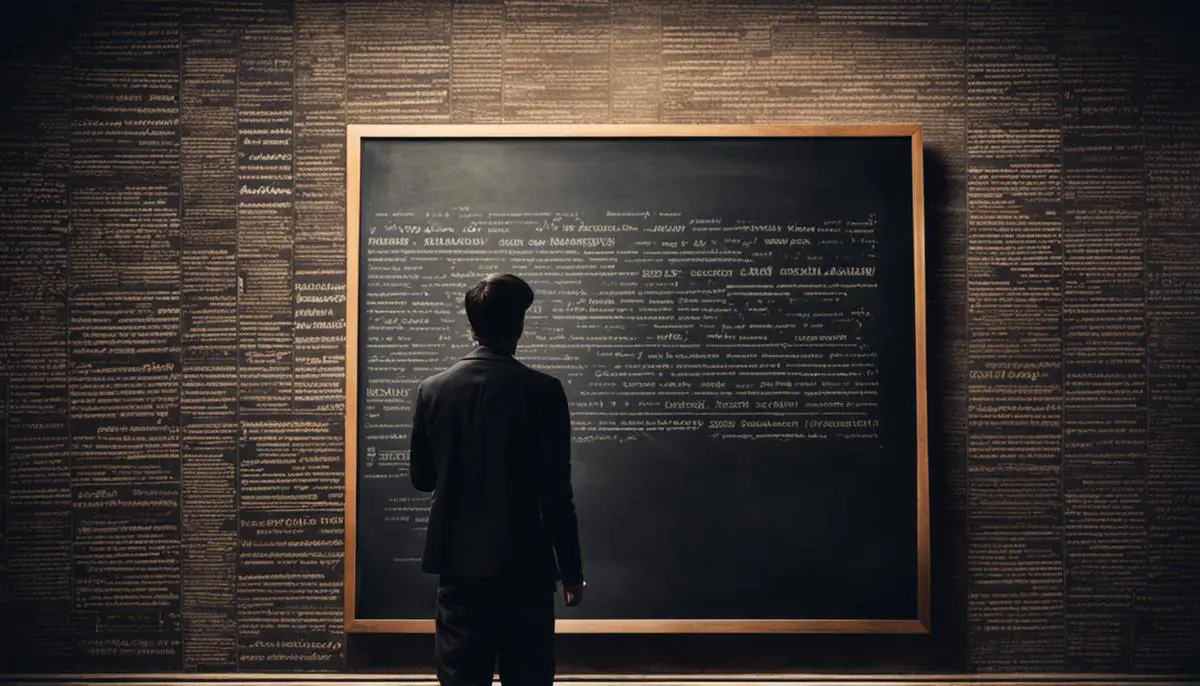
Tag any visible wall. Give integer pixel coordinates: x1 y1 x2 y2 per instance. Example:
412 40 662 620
1 0 1197 675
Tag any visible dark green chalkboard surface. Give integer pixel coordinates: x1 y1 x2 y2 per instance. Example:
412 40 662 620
345 125 928 633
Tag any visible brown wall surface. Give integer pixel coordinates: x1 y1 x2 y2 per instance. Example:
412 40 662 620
0 0 1197 675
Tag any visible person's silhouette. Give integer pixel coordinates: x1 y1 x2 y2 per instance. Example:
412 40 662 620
410 273 584 686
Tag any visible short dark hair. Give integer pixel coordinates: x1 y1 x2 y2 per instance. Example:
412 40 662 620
464 273 534 343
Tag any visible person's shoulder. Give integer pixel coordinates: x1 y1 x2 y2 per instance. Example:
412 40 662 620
417 360 469 394
518 364 564 393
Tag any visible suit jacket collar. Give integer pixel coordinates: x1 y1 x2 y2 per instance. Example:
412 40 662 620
462 345 518 362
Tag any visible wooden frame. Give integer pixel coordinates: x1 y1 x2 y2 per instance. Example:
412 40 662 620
2 675 1187 684
344 124 929 634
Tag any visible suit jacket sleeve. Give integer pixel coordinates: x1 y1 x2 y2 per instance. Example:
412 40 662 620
539 378 583 585
409 382 436 492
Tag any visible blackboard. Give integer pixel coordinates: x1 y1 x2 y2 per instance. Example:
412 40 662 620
344 125 929 633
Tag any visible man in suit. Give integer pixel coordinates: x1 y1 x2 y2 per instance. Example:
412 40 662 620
409 273 585 686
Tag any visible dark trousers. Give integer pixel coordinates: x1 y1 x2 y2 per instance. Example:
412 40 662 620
435 578 556 686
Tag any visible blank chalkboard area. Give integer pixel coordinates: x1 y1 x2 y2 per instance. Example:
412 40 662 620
352 133 922 625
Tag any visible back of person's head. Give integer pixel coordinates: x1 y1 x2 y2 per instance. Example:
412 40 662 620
464 273 534 345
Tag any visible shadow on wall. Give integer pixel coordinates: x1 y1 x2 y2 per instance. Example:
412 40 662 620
0 1 73 60
347 146 967 675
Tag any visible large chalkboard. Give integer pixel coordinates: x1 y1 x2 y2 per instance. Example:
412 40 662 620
344 125 929 633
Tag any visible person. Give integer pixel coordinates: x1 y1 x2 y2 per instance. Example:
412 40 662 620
409 273 584 686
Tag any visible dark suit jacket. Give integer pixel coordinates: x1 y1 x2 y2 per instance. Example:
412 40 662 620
409 345 583 587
